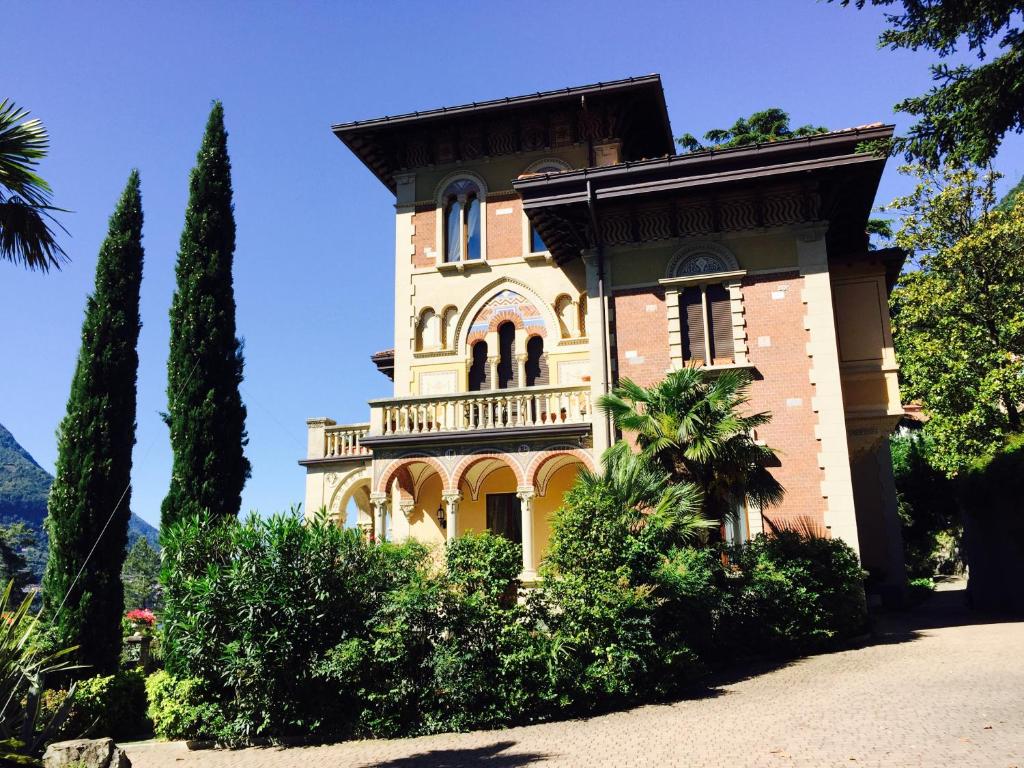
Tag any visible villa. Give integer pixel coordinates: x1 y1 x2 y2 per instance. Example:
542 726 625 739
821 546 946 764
300 75 907 600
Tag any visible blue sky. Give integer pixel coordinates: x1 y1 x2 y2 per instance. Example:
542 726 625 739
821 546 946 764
4 0 1023 530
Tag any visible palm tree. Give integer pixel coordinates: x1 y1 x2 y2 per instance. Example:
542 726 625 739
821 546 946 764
575 440 712 546
598 367 784 535
0 99 67 271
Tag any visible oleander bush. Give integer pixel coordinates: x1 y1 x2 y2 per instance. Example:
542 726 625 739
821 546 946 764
155 480 868 745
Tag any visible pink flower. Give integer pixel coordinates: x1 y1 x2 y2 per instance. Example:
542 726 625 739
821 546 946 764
125 608 155 626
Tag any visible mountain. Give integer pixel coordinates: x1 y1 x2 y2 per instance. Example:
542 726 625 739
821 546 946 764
0 421 159 581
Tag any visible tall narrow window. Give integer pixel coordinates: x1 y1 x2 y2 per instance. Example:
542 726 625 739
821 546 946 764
469 341 488 391
706 284 734 364
445 197 462 263
466 194 481 260
525 335 547 386
530 224 546 253
497 321 516 389
681 287 706 365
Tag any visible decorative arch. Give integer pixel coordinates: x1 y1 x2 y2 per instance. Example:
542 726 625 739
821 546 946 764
467 290 547 345
434 170 489 206
454 278 559 353
450 451 527 498
525 449 595 497
415 306 438 351
376 454 451 494
327 465 373 526
522 158 572 175
666 241 740 278
440 305 458 349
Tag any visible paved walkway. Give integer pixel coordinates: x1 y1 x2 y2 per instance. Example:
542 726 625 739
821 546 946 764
125 583 1024 768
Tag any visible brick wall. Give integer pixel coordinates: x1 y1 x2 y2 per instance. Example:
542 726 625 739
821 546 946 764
611 287 671 387
610 273 827 529
411 206 435 268
486 194 522 261
741 272 826 527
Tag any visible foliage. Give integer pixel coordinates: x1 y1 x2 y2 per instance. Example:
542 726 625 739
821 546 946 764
0 524 37 595
145 671 223 741
890 433 961 577
721 533 867 656
161 102 250 536
677 107 827 152
886 163 1024 472
42 172 144 676
833 0 1024 167
959 432 1024 513
43 669 149 742
598 368 783 530
0 581 80 765
0 99 67 271
122 538 161 612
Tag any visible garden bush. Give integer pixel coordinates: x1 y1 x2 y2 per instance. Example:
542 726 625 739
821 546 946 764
145 670 225 741
157 495 871 745
50 669 150 741
721 532 867 656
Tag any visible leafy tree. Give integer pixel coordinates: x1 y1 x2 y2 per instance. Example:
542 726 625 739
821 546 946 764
0 522 36 594
890 432 960 576
885 162 1024 471
121 537 161 611
834 0 1024 166
0 99 67 271
42 171 144 675
677 107 827 152
598 368 784 532
161 102 250 536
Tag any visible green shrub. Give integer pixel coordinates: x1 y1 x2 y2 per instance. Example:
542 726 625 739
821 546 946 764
56 669 150 741
722 533 867 655
145 671 224 741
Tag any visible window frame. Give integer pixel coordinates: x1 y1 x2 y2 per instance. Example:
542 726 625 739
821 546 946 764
660 270 748 370
434 174 487 271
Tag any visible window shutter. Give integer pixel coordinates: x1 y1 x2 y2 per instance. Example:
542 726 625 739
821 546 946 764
680 287 706 364
707 284 734 364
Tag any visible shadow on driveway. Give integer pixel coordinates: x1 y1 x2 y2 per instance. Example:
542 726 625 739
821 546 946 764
359 740 549 768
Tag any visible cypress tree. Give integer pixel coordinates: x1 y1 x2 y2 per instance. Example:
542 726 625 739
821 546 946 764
42 171 144 674
161 102 250 536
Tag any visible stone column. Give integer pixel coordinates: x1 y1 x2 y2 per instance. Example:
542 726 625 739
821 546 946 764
516 354 528 388
442 490 462 546
369 492 390 543
488 356 500 390
516 487 537 579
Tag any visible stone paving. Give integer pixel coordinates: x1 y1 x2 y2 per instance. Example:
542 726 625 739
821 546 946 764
125 582 1024 768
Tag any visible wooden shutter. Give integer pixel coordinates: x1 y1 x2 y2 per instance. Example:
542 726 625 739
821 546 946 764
680 287 706 364
707 284 734 364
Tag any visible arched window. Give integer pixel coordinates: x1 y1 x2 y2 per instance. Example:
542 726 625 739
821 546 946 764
468 341 488 391
496 321 516 389
525 335 547 386
438 177 484 264
530 224 546 254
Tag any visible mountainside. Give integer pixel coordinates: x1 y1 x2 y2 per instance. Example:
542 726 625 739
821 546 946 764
0 421 159 579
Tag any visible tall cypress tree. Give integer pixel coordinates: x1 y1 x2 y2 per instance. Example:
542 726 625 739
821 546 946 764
161 102 250 536
42 171 144 674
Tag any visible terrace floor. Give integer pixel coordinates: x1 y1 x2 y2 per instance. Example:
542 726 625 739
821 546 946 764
125 579 1024 768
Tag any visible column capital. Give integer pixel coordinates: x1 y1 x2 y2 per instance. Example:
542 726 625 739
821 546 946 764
516 486 536 502
398 499 415 519
369 491 389 506
441 490 463 503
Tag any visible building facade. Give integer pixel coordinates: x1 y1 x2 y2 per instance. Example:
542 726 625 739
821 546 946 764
301 76 907 597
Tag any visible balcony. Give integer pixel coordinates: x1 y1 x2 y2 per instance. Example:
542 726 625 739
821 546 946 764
304 385 593 461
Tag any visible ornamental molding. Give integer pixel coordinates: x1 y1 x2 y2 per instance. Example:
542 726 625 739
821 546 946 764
666 241 740 278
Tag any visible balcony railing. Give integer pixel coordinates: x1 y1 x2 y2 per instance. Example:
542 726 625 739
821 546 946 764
369 384 592 438
323 423 371 457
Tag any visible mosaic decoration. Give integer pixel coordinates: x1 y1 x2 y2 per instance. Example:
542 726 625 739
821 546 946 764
467 290 547 344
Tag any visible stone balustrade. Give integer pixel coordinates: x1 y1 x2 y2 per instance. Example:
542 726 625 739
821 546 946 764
369 384 591 437
323 423 371 457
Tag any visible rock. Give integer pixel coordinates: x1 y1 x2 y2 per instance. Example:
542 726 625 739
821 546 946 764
43 738 131 768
